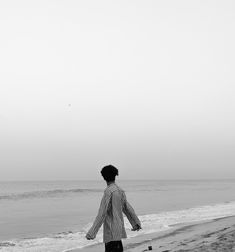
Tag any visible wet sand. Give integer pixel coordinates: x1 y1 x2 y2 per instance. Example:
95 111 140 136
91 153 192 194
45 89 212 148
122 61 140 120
68 216 235 252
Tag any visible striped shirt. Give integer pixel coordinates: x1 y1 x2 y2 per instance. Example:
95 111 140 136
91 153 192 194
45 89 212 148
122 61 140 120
87 183 141 243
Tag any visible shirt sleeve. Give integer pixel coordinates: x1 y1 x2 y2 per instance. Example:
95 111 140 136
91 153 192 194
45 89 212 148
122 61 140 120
87 191 111 238
122 191 141 228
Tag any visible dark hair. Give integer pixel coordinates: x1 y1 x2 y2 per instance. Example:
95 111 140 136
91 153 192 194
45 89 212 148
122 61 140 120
101 165 119 182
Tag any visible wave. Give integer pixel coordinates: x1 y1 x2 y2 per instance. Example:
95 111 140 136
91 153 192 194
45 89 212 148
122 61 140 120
1 201 235 252
0 188 102 201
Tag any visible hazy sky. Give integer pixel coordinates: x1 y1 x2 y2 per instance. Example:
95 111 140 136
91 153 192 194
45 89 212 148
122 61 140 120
1 0 235 180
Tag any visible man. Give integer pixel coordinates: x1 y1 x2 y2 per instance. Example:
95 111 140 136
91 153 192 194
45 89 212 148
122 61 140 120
86 165 141 252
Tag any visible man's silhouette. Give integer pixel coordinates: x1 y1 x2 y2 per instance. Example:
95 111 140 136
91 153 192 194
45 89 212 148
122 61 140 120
86 165 141 252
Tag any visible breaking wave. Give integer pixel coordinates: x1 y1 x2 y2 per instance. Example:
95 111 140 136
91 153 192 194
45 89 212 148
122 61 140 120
1 201 235 252
0 188 102 201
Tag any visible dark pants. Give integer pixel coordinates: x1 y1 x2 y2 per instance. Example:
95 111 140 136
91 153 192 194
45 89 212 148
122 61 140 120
105 240 123 252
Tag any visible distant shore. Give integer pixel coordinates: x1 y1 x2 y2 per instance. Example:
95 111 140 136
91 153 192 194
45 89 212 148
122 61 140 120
68 216 235 252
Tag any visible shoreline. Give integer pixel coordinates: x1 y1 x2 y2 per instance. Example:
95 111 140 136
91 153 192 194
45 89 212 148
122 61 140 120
67 216 235 252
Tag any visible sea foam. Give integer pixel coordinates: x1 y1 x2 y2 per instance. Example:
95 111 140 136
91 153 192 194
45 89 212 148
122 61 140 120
1 201 235 252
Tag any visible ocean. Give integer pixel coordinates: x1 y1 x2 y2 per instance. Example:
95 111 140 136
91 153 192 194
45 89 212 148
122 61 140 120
0 179 235 251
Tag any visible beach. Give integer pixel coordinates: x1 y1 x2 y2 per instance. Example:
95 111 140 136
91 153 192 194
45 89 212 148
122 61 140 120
1 180 235 251
69 216 235 252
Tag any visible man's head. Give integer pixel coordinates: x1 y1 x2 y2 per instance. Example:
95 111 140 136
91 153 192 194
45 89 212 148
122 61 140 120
101 165 119 182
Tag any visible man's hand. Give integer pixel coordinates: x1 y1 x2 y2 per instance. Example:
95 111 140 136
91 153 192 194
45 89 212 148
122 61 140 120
85 233 94 240
131 224 142 231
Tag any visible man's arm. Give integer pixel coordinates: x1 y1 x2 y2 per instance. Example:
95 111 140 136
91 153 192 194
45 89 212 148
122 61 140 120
86 191 111 239
122 192 141 230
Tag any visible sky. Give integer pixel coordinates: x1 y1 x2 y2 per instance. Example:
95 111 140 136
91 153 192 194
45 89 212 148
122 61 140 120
0 0 235 180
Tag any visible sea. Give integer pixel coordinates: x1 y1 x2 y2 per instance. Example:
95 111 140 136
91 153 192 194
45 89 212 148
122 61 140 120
0 179 235 252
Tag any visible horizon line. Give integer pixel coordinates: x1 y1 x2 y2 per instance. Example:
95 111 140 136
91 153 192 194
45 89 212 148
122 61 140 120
0 178 235 182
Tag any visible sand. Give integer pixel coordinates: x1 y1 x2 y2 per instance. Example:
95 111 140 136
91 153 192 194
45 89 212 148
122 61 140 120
68 216 235 252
